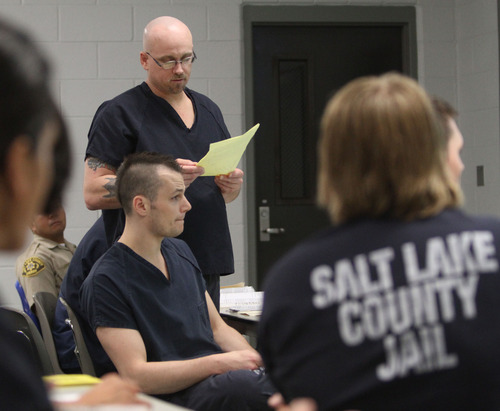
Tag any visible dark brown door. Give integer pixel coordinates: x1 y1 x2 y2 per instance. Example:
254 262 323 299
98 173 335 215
251 22 411 288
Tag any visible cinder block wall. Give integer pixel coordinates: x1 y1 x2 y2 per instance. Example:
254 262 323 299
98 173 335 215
0 0 497 309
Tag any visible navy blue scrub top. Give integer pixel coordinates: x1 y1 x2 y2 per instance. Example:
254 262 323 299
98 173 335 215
86 83 234 276
80 238 222 376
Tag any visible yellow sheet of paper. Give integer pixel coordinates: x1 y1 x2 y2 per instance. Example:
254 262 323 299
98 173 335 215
197 123 260 176
43 374 101 387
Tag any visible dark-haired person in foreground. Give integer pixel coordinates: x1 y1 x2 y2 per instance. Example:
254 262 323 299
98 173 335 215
259 73 500 410
0 16 145 409
80 152 275 410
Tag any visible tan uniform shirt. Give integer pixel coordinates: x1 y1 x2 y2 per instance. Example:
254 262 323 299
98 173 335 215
16 234 76 310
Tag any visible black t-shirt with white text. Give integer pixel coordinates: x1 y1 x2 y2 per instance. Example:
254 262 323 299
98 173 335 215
259 208 500 410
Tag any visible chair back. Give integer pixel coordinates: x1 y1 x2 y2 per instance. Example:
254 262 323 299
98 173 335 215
33 292 64 374
59 297 96 376
0 306 55 375
15 280 40 331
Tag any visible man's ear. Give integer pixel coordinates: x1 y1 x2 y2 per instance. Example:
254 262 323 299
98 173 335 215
139 52 149 70
133 195 149 217
30 218 38 234
4 136 35 202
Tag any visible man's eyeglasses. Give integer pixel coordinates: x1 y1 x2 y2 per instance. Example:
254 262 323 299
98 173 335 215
146 51 197 70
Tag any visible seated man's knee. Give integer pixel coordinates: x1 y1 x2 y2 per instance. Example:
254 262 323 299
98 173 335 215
190 369 274 410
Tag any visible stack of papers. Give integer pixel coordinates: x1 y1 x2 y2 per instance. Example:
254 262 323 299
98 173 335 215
220 286 263 313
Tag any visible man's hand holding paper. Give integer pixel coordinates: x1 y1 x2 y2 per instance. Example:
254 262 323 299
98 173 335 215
215 168 244 204
177 158 205 188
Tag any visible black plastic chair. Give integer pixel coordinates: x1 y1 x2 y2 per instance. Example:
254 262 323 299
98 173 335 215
59 297 96 376
33 292 64 374
0 306 55 375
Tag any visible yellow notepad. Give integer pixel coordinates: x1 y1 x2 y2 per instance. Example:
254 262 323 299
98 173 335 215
43 373 101 387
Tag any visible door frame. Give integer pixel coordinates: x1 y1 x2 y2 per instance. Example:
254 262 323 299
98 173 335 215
243 4 417 288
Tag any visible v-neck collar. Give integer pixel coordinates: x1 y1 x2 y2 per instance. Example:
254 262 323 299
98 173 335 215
140 82 197 132
116 242 172 283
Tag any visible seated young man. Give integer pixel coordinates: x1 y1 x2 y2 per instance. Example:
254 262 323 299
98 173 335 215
80 152 275 410
16 202 76 310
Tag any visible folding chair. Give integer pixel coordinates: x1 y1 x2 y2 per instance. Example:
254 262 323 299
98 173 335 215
59 297 96 376
33 292 64 374
0 306 55 375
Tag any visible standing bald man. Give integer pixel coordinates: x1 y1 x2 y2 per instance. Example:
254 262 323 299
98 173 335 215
82 16 242 309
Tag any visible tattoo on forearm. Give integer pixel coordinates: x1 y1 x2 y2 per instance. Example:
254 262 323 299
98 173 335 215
103 177 117 199
87 157 116 172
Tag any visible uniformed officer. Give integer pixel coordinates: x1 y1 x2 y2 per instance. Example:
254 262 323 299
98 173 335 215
15 202 76 310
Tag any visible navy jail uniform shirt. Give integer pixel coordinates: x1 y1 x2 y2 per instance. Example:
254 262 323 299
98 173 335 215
80 238 222 377
85 83 233 277
259 209 500 411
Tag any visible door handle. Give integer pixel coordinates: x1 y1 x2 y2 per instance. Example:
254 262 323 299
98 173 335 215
263 228 285 234
259 206 285 241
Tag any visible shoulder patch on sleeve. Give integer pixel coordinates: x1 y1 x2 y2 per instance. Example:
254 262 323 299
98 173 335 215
22 257 46 277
